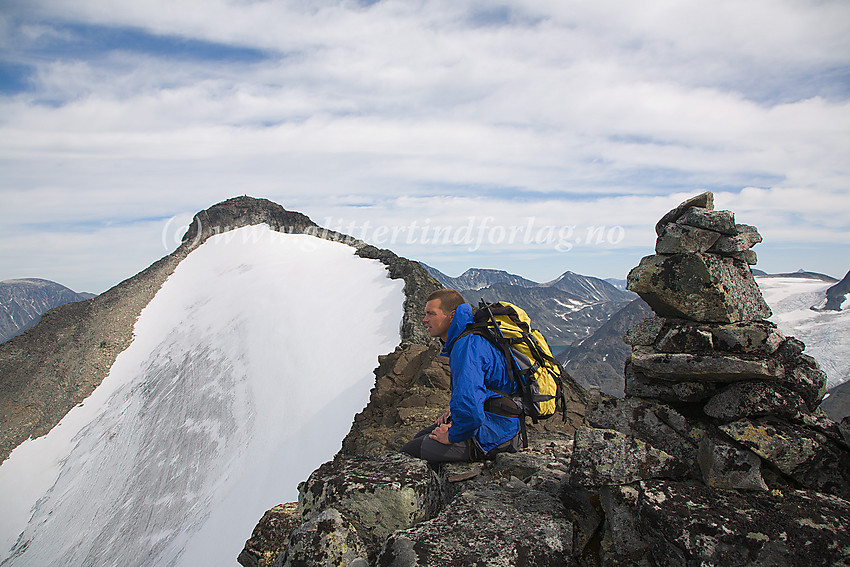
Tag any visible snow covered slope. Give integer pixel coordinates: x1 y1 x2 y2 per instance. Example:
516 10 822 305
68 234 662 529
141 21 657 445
757 276 850 390
0 226 404 566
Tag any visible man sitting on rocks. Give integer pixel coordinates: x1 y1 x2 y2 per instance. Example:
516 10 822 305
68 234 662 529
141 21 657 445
401 289 521 463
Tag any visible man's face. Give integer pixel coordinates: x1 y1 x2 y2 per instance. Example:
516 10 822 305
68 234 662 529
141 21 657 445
423 299 453 341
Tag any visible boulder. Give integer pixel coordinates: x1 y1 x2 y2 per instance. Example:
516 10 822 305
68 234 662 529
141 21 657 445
720 418 850 500
626 253 771 323
779 352 828 410
703 381 807 422
272 508 368 567
237 503 300 567
376 486 575 567
630 349 783 382
636 480 850 567
297 453 441 559
697 434 768 491
567 427 690 488
654 322 714 353
624 366 717 403
655 223 721 254
676 207 736 236
587 396 702 475
623 316 665 347
598 484 652 566
709 321 785 355
709 224 763 254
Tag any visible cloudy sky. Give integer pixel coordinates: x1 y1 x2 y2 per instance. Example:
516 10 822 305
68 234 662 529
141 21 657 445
2 0 849 293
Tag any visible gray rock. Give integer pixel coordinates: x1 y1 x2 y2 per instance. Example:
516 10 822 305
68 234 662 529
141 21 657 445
636 480 850 566
655 191 714 236
630 348 783 382
298 453 441 558
710 321 785 355
599 484 651 565
626 253 771 323
780 353 828 411
709 223 763 253
488 437 573 496
587 396 702 475
238 502 300 567
655 223 721 254
273 508 367 567
840 417 850 448
728 249 758 264
676 207 737 235
560 486 603 557
624 364 717 403
376 486 575 566
697 435 768 491
654 322 714 353
623 316 665 347
720 418 850 500
568 427 690 488
704 381 807 422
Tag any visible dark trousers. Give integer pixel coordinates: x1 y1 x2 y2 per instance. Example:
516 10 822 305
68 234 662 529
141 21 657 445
400 424 520 464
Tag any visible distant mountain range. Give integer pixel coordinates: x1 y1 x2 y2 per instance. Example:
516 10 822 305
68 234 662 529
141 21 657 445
0 279 95 343
421 265 636 349
751 268 838 282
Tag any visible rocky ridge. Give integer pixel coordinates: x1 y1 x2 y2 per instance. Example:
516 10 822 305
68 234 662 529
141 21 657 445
822 268 850 311
0 196 438 464
239 192 850 567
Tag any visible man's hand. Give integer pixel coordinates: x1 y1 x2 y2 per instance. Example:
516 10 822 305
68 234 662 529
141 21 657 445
429 423 451 445
436 410 451 426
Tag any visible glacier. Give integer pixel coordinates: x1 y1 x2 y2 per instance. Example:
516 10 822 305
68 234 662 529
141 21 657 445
757 276 850 390
0 226 404 566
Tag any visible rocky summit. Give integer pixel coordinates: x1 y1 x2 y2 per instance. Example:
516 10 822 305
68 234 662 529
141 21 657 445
0 196 439 466
239 192 850 567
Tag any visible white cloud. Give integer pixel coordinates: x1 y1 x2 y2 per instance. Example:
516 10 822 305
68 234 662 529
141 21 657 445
2 0 849 290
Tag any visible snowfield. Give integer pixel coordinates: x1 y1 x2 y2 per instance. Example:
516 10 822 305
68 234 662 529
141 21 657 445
756 276 850 390
0 226 404 566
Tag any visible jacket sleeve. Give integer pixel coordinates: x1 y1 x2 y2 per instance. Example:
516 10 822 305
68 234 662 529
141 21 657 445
447 335 494 444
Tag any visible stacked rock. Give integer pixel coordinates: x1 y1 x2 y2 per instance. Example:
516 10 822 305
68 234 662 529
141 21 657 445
623 191 849 496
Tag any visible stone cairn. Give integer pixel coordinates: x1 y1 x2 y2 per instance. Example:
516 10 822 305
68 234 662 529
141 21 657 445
620 191 849 496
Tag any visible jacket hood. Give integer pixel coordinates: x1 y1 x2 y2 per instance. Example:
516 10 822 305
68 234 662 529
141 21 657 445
441 302 474 356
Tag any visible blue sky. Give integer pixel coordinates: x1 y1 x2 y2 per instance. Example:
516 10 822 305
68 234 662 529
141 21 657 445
1 0 849 293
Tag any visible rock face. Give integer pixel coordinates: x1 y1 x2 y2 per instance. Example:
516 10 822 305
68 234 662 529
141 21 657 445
240 192 850 567
0 196 440 465
822 268 850 311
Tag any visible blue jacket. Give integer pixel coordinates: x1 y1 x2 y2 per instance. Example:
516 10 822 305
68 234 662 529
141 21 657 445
442 303 521 453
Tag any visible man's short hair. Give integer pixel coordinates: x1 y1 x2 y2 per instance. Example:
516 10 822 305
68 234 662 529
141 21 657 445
427 289 465 314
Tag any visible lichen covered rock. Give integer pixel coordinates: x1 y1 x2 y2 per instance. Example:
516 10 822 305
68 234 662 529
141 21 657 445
298 453 441 558
376 486 575 567
626 253 771 323
636 480 850 567
568 427 690 488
